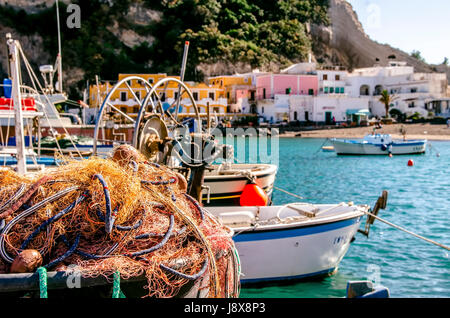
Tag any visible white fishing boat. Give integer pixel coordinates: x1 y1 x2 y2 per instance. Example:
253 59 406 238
331 134 427 155
202 163 277 206
207 198 382 284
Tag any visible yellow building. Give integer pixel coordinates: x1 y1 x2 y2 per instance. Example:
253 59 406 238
208 75 254 102
89 74 228 114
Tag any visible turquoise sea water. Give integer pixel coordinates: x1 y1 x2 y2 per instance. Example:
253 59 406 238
226 138 450 298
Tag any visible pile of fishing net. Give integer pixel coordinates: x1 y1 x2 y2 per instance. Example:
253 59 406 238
0 145 240 298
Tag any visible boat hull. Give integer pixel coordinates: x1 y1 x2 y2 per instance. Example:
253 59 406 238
233 216 362 284
331 139 427 155
202 164 277 206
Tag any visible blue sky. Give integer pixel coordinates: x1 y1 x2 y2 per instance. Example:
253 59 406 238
346 0 450 64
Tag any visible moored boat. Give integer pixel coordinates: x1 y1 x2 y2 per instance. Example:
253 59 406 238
207 199 380 284
331 134 427 155
202 163 277 206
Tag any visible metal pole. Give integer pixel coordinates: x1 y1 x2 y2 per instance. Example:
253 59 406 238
8 39 27 175
56 0 63 92
175 41 190 119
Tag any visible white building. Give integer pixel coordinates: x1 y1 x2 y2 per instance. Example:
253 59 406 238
316 66 349 96
289 95 370 124
346 61 448 117
246 60 449 123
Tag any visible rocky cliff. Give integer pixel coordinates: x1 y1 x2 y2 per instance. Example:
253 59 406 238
0 0 447 98
311 0 447 73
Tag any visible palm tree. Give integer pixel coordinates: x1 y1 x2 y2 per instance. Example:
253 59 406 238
379 90 396 118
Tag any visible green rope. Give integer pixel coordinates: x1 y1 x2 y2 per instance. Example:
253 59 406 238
36 267 48 298
112 271 126 298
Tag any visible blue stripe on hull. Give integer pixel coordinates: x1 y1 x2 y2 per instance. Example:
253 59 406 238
233 217 361 242
241 267 337 284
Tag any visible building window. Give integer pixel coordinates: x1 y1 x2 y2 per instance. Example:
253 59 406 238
226 92 230 100
193 92 199 101
409 102 415 108
294 111 298 121
330 87 334 94
135 91 140 101
148 78 154 84
335 75 340 81
411 88 417 93
263 88 266 99
340 87 345 94
250 91 255 101
174 92 179 100
209 92 215 100
120 107 127 113
133 106 139 113
120 91 127 102
324 87 329 94
323 74 328 80
161 93 166 102
308 89 314 96
285 88 292 94
213 107 220 113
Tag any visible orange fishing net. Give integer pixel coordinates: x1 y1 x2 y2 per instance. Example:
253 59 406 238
0 146 240 298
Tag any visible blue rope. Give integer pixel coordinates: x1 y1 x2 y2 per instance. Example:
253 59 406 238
92 174 115 234
160 257 209 281
60 235 118 260
130 214 174 257
141 177 177 186
44 234 80 269
184 193 205 220
95 208 143 231
20 193 88 251
135 226 186 240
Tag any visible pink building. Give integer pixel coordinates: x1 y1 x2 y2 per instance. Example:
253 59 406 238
255 74 318 100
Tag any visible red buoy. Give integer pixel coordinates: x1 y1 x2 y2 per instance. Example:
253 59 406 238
407 159 414 166
240 182 268 206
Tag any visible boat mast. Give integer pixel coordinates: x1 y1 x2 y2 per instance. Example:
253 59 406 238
7 37 27 175
175 41 189 120
56 0 63 93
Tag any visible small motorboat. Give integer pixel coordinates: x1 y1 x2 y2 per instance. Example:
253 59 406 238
321 146 335 152
346 281 390 298
331 134 427 155
206 199 379 284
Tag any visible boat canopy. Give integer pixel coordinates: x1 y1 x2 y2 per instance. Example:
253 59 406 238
346 109 371 116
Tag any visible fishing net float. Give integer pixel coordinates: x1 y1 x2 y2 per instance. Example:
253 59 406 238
0 146 239 298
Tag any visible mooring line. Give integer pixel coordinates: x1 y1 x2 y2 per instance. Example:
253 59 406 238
364 211 450 251
273 186 305 200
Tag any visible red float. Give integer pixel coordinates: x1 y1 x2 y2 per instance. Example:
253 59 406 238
240 181 268 207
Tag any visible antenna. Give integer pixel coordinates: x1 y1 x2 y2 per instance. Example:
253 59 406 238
56 0 63 92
